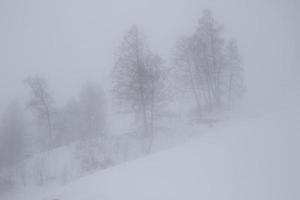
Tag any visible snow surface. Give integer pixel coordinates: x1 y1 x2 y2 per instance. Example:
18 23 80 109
3 105 300 200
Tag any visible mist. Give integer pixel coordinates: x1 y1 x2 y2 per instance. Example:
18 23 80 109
0 0 299 199
1 0 299 114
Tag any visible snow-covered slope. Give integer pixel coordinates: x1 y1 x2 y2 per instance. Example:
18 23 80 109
5 105 300 200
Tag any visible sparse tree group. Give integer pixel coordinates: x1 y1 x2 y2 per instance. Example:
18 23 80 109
0 10 244 188
174 10 243 116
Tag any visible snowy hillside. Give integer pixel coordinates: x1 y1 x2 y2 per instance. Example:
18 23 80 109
4 105 299 200
0 0 299 199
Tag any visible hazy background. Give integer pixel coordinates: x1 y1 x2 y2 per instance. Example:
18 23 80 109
0 0 299 115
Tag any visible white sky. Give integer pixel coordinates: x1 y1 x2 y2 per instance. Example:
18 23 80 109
0 0 299 115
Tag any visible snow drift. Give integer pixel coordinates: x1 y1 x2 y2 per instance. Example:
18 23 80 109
3 105 300 200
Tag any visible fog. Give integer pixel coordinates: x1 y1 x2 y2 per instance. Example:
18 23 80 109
1 0 299 115
0 0 299 199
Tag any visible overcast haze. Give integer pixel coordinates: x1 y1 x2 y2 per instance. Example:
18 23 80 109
0 0 299 115
1 0 300 199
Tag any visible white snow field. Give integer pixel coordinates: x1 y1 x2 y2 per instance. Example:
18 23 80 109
4 105 300 200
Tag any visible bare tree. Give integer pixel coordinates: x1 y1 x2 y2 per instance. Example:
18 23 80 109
55 82 107 146
174 10 239 116
198 9 225 108
73 83 108 173
144 53 167 150
54 98 83 146
24 77 54 149
0 101 26 170
79 82 106 139
0 101 27 188
112 26 166 153
174 36 204 112
225 39 244 110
